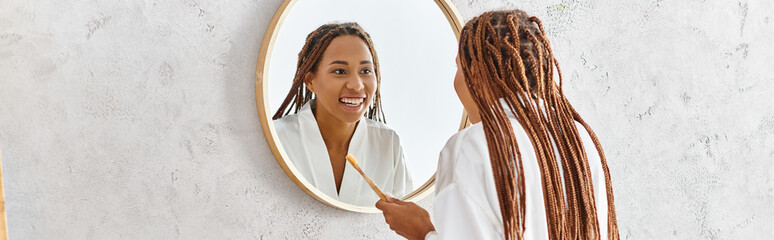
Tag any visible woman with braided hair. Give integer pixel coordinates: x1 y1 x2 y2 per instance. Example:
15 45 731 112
274 22 413 206
376 10 619 240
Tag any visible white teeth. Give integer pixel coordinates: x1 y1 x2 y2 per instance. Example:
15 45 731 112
340 97 364 106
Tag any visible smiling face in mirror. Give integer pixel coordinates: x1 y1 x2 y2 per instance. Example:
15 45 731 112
273 23 413 206
306 35 377 124
260 0 463 210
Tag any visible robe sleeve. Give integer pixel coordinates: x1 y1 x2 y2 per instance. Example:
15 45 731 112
432 126 502 240
388 131 413 197
433 183 501 240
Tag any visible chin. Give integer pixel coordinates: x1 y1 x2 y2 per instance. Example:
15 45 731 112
338 114 364 124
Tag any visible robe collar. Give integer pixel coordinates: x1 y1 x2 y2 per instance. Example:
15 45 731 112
296 102 369 202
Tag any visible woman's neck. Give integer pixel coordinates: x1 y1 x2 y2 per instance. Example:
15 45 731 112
312 105 358 151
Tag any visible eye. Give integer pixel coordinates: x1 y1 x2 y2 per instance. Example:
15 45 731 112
360 68 373 74
332 69 346 75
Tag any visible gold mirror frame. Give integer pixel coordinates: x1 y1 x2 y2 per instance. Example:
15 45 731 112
255 0 467 213
0 147 7 239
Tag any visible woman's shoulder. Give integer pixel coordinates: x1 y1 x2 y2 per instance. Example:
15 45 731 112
362 118 401 141
438 119 534 170
438 123 489 173
273 113 300 130
273 113 299 123
274 103 313 128
442 123 484 152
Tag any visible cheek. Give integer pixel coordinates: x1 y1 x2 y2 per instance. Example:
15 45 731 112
313 78 338 99
453 75 461 95
454 70 467 100
366 78 377 95
455 70 477 112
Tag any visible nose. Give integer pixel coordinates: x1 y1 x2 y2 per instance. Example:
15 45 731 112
345 74 365 91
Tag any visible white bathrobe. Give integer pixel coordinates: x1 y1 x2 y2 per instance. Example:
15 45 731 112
431 110 610 240
274 103 413 206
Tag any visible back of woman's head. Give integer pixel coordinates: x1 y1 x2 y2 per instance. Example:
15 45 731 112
458 10 620 240
458 10 550 101
273 22 385 122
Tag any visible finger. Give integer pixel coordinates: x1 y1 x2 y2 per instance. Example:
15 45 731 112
386 196 403 204
384 195 396 203
389 224 398 231
389 197 407 205
395 230 410 239
384 192 394 199
375 199 388 210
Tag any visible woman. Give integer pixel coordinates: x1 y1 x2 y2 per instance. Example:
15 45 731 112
376 10 619 240
274 22 413 206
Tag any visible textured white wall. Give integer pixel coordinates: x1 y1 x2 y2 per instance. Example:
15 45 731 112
0 0 772 239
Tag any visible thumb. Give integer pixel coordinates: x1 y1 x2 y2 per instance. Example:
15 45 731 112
375 199 388 210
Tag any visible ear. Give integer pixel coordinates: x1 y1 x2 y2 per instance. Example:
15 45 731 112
303 72 315 92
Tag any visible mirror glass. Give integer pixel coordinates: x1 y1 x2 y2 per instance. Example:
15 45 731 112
263 0 462 207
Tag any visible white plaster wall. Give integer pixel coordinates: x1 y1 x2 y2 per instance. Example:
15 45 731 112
0 0 772 239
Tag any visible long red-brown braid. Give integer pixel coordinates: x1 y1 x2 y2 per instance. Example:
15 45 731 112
273 22 386 123
458 10 619 240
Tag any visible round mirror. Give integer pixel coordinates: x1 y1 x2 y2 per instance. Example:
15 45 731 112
256 0 465 212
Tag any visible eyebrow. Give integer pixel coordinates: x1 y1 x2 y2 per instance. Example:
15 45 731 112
328 60 373 65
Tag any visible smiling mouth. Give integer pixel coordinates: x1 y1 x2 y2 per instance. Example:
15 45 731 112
339 97 365 107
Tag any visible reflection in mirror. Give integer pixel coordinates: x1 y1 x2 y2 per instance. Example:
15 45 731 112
273 23 413 206
263 0 461 207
